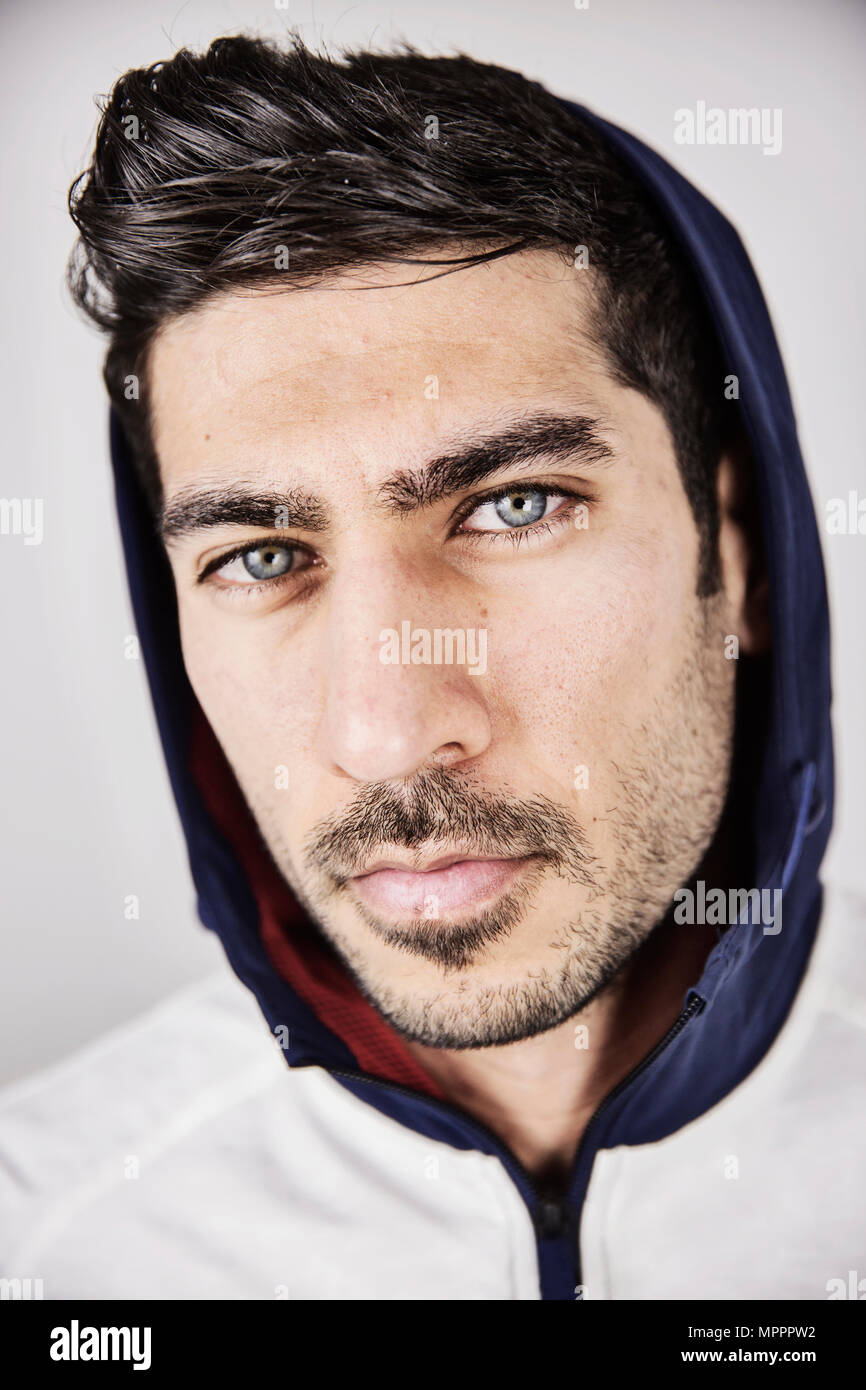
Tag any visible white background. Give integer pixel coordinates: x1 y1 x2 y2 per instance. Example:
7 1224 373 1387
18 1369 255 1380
1 0 864 1085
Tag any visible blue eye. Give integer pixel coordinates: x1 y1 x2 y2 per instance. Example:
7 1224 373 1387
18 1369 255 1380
239 545 295 581
463 487 563 532
207 542 301 587
491 489 548 526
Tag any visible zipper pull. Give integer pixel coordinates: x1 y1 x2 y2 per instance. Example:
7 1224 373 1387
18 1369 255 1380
535 1194 571 1239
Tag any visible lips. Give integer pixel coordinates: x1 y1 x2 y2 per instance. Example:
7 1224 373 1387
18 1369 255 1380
349 853 538 917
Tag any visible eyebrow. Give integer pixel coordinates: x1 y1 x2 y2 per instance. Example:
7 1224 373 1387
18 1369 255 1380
159 411 615 542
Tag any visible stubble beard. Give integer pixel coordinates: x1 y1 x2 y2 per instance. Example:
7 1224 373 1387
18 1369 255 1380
238 593 736 1048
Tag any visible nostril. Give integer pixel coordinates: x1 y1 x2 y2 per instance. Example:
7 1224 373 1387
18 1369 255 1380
430 742 467 769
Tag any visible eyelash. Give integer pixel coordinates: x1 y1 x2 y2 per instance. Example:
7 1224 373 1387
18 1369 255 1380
197 482 593 598
451 483 590 548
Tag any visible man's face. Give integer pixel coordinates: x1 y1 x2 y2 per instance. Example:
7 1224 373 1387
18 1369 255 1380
151 249 745 1048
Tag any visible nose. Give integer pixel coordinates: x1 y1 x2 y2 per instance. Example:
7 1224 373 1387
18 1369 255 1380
315 555 491 783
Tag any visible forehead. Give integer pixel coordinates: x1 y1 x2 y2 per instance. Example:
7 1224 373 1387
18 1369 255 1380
148 249 616 498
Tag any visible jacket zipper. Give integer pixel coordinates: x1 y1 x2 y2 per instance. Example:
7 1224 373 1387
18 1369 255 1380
323 990 705 1297
566 991 706 1293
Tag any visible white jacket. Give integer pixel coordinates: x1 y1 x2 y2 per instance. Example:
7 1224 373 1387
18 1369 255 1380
1 878 864 1301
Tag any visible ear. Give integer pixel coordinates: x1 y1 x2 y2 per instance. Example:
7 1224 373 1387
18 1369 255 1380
715 430 771 656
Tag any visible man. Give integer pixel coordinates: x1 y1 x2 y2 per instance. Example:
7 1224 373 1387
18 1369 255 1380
1 33 862 1301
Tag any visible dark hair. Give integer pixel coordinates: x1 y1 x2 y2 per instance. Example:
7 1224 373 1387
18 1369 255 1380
67 32 730 594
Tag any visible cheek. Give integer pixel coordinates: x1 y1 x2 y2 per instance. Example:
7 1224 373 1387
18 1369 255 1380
485 520 698 786
177 605 320 785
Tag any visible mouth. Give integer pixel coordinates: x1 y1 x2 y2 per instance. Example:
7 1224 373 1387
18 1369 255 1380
348 853 541 918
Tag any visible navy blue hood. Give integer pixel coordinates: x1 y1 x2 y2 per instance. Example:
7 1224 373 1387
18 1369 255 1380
108 95 833 1296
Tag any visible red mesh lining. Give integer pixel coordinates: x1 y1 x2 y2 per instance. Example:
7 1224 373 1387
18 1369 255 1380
189 707 446 1100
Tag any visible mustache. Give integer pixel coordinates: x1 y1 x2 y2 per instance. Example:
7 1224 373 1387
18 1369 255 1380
303 765 598 889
